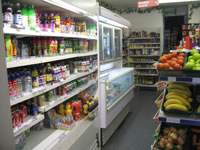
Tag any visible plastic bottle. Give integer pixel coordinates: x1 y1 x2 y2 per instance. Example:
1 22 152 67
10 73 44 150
38 66 43 86
59 38 65 55
21 5 28 28
16 73 22 96
42 64 47 85
11 36 17 60
14 3 22 25
52 65 57 83
11 74 18 97
43 13 48 32
54 13 61 32
31 66 39 88
37 37 42 56
66 17 70 33
58 103 65 116
4 34 13 62
70 17 75 33
3 2 13 26
65 103 72 116
20 70 26 92
48 38 54 56
35 8 40 31
25 72 32 92
54 38 58 54
28 5 36 31
46 63 53 84
48 13 55 32
8 75 14 99
42 38 48 56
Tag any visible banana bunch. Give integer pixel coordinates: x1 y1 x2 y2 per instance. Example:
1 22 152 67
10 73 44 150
164 82 193 112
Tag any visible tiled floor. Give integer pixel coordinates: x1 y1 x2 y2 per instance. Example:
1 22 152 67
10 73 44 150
102 90 160 150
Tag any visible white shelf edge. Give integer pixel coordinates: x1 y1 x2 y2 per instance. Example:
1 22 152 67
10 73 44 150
135 74 159 76
7 52 97 68
134 68 156 70
3 28 97 40
14 114 44 137
38 79 97 112
129 61 156 64
10 68 98 106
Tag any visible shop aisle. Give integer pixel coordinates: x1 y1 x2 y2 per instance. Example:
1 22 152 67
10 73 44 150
102 90 160 150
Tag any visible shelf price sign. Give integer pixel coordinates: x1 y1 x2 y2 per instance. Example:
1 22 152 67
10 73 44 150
137 0 159 8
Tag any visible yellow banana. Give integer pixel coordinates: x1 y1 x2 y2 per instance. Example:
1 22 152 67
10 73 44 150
166 92 188 99
187 98 193 102
165 104 188 112
167 84 186 90
168 89 191 97
166 95 191 109
164 99 185 108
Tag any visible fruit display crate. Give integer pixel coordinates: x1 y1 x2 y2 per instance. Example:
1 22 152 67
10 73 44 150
159 76 200 83
158 52 186 77
155 122 189 150
161 89 194 115
184 52 200 77
158 109 200 126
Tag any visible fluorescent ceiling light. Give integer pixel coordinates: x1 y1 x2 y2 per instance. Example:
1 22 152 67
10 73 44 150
159 0 200 3
43 0 89 15
99 16 128 28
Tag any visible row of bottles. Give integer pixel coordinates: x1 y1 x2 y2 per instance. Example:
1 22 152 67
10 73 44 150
3 2 96 36
8 56 98 99
4 35 97 62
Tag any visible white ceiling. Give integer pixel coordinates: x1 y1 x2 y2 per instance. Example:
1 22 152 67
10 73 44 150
105 0 139 8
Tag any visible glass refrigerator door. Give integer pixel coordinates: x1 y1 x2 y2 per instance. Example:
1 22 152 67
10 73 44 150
103 26 113 60
114 29 121 58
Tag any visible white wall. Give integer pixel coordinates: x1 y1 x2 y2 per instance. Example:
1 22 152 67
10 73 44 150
121 10 164 51
188 5 200 23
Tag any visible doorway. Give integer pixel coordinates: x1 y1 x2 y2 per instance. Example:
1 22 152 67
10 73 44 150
164 15 186 52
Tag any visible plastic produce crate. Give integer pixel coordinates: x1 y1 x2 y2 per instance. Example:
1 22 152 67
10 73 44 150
158 52 186 77
161 86 194 115
184 52 200 77
155 122 189 150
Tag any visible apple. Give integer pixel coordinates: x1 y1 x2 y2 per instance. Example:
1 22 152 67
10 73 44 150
192 49 199 56
189 59 195 63
196 60 200 64
193 53 200 60
193 67 200 70
185 62 195 69
196 64 200 67
188 56 194 60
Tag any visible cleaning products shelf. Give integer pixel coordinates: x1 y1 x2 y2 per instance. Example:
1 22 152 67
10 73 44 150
158 109 200 126
7 51 97 68
3 28 97 40
14 114 44 137
38 79 97 112
10 67 97 106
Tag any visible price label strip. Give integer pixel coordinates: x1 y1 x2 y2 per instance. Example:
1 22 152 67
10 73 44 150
166 117 180 124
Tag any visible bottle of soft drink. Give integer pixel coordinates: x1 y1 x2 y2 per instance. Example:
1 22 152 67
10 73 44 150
43 13 48 32
48 13 55 32
54 13 61 32
11 36 17 60
8 75 14 99
36 37 42 56
46 63 53 84
42 64 47 85
13 3 22 26
20 70 26 92
3 2 13 27
35 8 40 31
54 38 58 54
70 17 75 33
52 65 57 83
4 34 13 62
25 72 32 92
48 38 54 56
21 5 28 28
58 38 65 55
16 73 23 96
28 5 36 31
42 37 48 56
31 66 39 88
11 74 18 97
38 66 43 86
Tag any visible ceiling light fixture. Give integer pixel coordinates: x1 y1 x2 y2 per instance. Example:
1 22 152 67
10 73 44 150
99 16 128 28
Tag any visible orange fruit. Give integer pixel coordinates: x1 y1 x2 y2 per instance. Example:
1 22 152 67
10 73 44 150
160 56 167 63
179 53 185 57
174 63 180 69
172 52 178 57
168 54 173 59
177 59 184 65
177 56 184 60
172 57 178 62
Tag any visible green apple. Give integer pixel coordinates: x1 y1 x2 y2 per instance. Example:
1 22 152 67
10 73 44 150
196 64 200 67
194 67 200 70
185 62 195 69
193 53 200 60
196 60 200 64
188 56 194 60
189 59 195 63
192 49 199 56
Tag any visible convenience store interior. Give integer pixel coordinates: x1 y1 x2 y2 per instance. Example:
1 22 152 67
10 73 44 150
1 0 200 150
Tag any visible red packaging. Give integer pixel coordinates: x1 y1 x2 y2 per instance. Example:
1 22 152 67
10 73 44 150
19 111 24 124
20 105 27 118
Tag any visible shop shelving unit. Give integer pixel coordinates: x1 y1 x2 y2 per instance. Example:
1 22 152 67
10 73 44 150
122 38 129 67
0 0 99 149
127 34 161 88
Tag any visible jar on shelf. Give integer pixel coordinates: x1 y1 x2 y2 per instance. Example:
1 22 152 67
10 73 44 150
38 94 46 107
